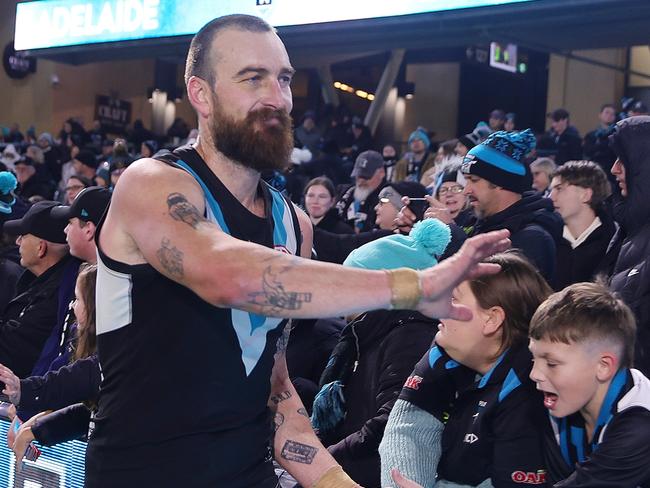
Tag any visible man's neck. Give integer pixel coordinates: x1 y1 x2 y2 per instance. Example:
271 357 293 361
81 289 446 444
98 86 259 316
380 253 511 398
486 192 522 218
195 137 264 217
30 255 65 277
565 209 598 240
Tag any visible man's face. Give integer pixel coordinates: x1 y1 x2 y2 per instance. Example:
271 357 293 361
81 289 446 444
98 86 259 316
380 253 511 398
599 107 616 126
611 158 627 197
551 118 568 134
382 145 396 160
16 233 42 270
206 29 294 173
529 338 602 419
302 117 315 131
355 168 384 191
549 176 588 221
64 218 89 259
410 138 426 155
463 174 497 219
531 168 550 192
37 137 49 149
14 164 35 185
489 116 504 131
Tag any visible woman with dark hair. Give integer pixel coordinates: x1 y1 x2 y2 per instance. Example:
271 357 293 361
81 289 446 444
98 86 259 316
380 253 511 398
381 252 551 488
304 176 354 234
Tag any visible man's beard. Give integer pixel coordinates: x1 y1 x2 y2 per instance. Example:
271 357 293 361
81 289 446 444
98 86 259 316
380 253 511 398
354 186 373 202
209 97 294 173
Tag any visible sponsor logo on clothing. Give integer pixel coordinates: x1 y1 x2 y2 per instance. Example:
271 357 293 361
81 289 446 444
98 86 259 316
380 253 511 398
463 433 479 444
404 375 423 390
510 471 546 484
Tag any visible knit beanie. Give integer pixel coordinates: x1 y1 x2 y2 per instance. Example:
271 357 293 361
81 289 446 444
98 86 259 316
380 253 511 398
343 218 451 271
0 172 17 214
408 128 431 150
461 129 535 194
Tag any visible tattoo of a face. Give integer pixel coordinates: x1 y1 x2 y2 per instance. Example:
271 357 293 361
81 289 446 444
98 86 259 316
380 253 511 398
280 440 318 464
270 390 292 405
247 266 312 314
156 238 184 278
166 192 206 229
273 412 285 432
297 408 309 418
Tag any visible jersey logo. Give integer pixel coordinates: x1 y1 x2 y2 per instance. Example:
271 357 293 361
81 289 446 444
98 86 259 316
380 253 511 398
511 471 546 484
460 154 477 174
463 433 479 444
404 375 423 390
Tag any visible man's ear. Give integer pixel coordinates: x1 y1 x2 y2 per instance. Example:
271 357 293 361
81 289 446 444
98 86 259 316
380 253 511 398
37 239 48 259
186 76 213 120
84 222 97 242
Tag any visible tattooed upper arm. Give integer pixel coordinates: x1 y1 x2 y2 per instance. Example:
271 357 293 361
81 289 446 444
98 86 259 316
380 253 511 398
156 237 184 279
166 192 207 229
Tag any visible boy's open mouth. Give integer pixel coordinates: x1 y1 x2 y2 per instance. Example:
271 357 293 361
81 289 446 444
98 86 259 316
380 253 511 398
543 391 558 409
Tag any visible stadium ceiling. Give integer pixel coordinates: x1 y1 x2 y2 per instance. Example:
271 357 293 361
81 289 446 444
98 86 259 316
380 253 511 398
22 0 650 68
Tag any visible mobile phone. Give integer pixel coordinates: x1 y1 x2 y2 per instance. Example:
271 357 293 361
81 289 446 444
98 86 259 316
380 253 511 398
408 198 429 221
23 443 41 462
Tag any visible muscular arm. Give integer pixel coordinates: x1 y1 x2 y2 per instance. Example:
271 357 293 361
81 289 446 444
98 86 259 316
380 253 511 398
100 159 510 320
269 323 348 486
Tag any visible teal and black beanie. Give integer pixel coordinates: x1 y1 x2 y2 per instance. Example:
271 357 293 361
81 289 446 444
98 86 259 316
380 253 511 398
461 129 536 194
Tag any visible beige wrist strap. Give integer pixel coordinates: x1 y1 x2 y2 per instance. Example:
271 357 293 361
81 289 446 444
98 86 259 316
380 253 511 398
311 466 360 488
386 268 422 310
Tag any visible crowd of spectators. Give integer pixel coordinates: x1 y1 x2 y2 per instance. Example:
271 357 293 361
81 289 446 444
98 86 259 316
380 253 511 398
1 95 650 487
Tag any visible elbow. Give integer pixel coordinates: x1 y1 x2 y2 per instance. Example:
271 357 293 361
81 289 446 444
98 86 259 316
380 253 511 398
195 270 250 308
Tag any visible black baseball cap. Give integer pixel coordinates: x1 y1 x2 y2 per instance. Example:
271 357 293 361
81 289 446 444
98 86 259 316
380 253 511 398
3 200 67 243
351 150 384 179
51 186 111 225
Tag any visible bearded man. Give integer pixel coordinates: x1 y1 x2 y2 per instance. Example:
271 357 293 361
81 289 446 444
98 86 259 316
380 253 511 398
87 14 511 488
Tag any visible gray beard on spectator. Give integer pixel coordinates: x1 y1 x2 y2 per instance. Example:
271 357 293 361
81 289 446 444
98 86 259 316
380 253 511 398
354 186 373 202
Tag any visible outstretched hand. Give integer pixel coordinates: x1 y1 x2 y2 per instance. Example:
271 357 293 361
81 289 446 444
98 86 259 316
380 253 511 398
417 229 510 319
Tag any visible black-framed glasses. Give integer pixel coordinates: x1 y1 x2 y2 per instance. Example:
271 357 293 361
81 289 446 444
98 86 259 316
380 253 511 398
438 185 464 196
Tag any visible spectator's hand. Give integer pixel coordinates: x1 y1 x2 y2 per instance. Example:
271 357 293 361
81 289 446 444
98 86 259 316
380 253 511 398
423 196 453 225
0 363 21 405
390 469 424 488
394 196 417 234
12 424 35 471
417 230 510 320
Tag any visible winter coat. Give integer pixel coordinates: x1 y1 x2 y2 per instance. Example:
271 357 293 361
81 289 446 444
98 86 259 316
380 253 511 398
608 116 650 375
335 184 383 233
0 254 76 378
470 191 563 284
320 310 437 487
555 208 617 290
315 208 354 235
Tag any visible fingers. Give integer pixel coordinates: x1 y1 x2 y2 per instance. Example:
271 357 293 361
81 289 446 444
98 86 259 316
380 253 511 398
460 230 511 260
466 262 502 280
446 303 474 322
391 469 423 488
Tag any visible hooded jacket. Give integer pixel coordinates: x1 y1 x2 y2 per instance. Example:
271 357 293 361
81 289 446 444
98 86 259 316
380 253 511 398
608 116 650 375
319 309 437 487
470 191 563 283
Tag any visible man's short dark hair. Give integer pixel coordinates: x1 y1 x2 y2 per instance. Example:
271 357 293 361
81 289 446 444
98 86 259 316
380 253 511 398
530 282 636 368
552 160 612 211
184 14 274 86
600 103 616 112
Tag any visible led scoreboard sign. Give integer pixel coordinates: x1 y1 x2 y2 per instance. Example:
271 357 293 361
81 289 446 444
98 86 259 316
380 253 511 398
15 0 539 51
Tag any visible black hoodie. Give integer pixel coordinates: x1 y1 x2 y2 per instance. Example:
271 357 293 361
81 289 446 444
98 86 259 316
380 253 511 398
470 191 563 284
608 116 650 375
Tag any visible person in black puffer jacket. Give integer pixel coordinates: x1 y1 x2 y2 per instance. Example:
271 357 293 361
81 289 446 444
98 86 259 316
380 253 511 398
311 218 450 487
608 116 650 376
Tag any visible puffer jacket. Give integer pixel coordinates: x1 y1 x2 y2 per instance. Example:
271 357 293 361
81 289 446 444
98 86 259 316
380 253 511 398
608 116 650 376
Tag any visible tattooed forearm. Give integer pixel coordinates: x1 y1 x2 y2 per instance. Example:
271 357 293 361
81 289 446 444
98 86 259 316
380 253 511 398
247 266 312 314
275 323 291 357
156 238 184 278
166 192 206 229
273 412 285 432
270 390 292 405
280 440 318 464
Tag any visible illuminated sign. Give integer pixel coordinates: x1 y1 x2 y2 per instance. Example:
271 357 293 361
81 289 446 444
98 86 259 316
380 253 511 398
490 42 517 73
15 0 539 51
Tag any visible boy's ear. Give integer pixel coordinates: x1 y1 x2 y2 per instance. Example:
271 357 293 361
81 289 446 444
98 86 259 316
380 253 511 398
596 352 619 383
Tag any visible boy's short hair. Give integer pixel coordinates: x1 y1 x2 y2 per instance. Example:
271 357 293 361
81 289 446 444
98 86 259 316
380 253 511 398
530 282 636 368
552 160 612 211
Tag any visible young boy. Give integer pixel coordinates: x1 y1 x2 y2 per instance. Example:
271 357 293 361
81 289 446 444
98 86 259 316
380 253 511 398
529 282 650 487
